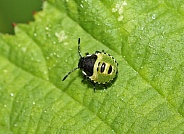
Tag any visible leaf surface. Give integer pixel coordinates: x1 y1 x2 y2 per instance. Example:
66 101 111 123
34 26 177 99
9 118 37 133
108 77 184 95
0 0 184 133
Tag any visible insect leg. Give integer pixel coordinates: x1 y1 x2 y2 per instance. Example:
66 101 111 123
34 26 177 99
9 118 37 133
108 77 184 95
85 52 89 55
93 83 96 92
95 51 101 54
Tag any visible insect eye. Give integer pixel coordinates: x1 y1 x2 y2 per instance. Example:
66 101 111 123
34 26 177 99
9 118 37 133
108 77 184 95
108 65 112 74
101 63 106 73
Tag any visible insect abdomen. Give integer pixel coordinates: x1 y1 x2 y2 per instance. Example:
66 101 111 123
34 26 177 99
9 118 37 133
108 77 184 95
90 53 118 84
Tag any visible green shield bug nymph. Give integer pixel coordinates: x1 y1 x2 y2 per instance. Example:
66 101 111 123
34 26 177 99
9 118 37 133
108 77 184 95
62 38 118 91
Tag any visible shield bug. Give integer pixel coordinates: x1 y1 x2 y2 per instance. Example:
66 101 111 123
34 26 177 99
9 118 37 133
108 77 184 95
62 38 118 91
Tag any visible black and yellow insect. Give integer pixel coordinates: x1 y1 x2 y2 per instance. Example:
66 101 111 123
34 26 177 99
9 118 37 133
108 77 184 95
62 38 118 91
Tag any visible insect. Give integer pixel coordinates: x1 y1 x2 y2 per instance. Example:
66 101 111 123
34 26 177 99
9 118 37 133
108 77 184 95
62 38 118 91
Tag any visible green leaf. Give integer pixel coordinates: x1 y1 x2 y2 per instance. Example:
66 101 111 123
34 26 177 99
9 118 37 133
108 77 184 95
0 0 184 133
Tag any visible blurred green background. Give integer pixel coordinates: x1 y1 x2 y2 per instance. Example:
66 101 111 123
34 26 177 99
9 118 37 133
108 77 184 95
0 0 43 34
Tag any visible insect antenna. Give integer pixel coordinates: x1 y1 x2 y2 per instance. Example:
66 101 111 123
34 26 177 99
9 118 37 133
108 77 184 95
78 38 82 58
62 67 78 81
